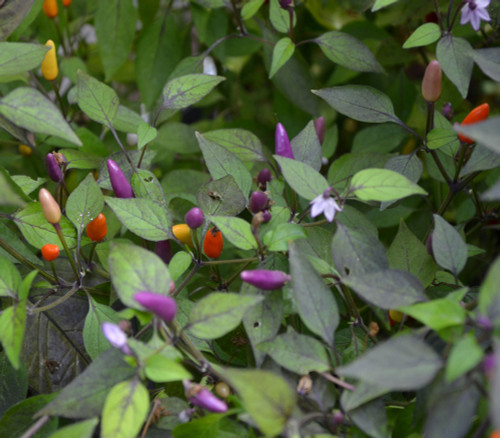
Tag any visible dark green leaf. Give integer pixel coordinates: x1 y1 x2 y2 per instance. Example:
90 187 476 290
0 0 36 40
0 351 27 418
290 120 322 171
455 116 500 155
263 223 306 252
352 123 407 154
427 128 460 151
0 256 21 298
472 47 500 81
341 396 388 438
173 414 223 438
341 381 389 411
432 214 467 277
445 333 483 382
460 144 500 176
197 175 246 216
162 74 225 109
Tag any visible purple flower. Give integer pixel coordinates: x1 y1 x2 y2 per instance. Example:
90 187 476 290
183 380 228 413
134 291 177 322
102 322 131 355
461 0 490 31
240 269 291 290
310 189 342 222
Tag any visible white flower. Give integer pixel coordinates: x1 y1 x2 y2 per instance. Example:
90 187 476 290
310 189 342 222
461 0 491 31
102 322 131 355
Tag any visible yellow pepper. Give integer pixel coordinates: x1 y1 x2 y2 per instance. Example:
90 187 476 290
41 40 58 81
172 224 193 248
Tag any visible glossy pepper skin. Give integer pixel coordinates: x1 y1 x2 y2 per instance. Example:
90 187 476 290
185 207 204 229
173 224 194 248
41 244 60 261
39 188 61 224
203 227 223 258
421 60 442 103
107 159 133 198
275 123 294 159
63 0 72 6
249 191 269 214
45 153 63 182
155 240 173 264
134 291 177 322
19 144 33 156
41 40 58 81
43 0 58 18
86 213 107 242
257 168 272 190
240 269 291 290
183 380 228 413
458 103 490 144
314 116 326 144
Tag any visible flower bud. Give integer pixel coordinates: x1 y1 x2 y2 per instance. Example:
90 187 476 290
257 168 272 190
422 60 442 103
297 375 312 395
45 153 64 182
275 122 294 159
183 380 228 413
185 207 204 229
240 269 291 290
102 322 131 355
134 291 177 322
39 188 61 224
279 0 292 8
155 240 173 264
249 191 269 214
262 210 272 223
107 159 133 199
314 116 326 145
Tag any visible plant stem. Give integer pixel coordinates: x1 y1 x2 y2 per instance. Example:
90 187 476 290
29 284 79 314
319 371 355 391
54 224 80 281
19 416 50 438
203 257 259 266
172 264 200 297
301 219 327 227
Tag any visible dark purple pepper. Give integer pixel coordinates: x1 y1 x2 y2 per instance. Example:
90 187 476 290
240 269 291 290
185 207 204 229
257 168 272 189
183 380 228 413
154 240 173 264
107 159 133 198
134 291 177 322
249 191 269 213
262 210 272 223
314 117 326 145
45 153 63 182
275 123 294 159
279 0 292 8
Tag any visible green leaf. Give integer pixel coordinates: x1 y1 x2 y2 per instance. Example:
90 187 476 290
427 128 460 151
274 155 329 201
49 418 99 438
269 0 296 33
0 301 26 369
188 292 264 339
0 171 26 208
95 0 137 81
18 270 38 301
436 35 474 98
11 175 46 196
263 223 306 252
77 71 120 127
208 215 257 250
169 251 192 282
432 214 467 277
0 351 27 418
137 122 158 150
258 331 330 374
351 168 427 202
342 269 426 309
460 144 500 177
39 349 136 419
341 397 388 438
162 74 225 109
131 169 165 204
144 355 192 382
339 334 442 391
0 221 42 267
105 197 172 242
402 23 441 48
289 242 339 347
113 105 145 133
241 0 266 20
0 1 36 41
387 220 436 287
371 0 400 11
223 367 296 437
478 255 500 327
108 242 172 310
313 85 402 124
352 123 407 154
455 116 500 155
66 173 105 237
173 413 223 438
13 202 77 249
472 47 500 82
0 256 21 298
341 381 389 411
83 298 122 360
315 31 383 73
101 380 149 438
202 129 266 163
0 88 81 146
197 175 247 217
0 42 48 78
290 120 322 171
269 37 295 78
197 132 253 196
445 333 483 382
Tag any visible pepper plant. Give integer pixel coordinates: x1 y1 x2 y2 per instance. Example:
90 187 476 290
1 1 500 437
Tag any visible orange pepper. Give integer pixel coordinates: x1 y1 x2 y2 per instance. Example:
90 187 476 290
203 227 223 259
86 213 108 242
41 244 60 261
458 103 490 144
42 0 58 18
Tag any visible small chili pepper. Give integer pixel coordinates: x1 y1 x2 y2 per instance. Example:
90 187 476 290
262 210 272 223
173 224 194 248
458 103 490 144
18 144 33 156
41 40 58 81
39 188 61 224
215 382 231 399
42 0 58 18
257 168 271 190
249 191 269 214
240 269 291 290
275 122 294 159
86 213 107 242
41 244 60 261
107 159 133 199
63 0 71 6
203 227 223 258
388 309 404 327
183 380 228 413
185 207 204 229
45 153 63 182
134 291 177 322
421 60 441 103
314 116 326 144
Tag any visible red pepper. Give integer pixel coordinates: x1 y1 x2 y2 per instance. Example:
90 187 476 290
458 103 490 144
203 227 223 258
86 213 107 242
41 244 60 261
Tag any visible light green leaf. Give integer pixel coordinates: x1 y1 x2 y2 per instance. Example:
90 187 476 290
0 256 21 298
263 223 306 252
18 270 38 301
202 128 266 163
241 0 266 20
0 1 36 41
162 74 225 109
137 123 158 150
269 37 295 78
372 0 400 11
48 418 99 438
0 42 48 78
427 128 460 151
208 215 257 250
403 23 441 49
478 255 500 327
445 333 483 382
0 302 26 369
144 355 192 382
169 251 192 282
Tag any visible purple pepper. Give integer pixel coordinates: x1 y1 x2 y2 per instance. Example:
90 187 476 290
154 240 173 264
314 117 326 145
257 168 272 190
249 191 269 214
134 291 177 322
185 207 204 229
275 123 294 159
183 380 228 413
262 210 272 223
107 159 133 198
240 269 291 290
45 153 63 182
279 0 292 8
